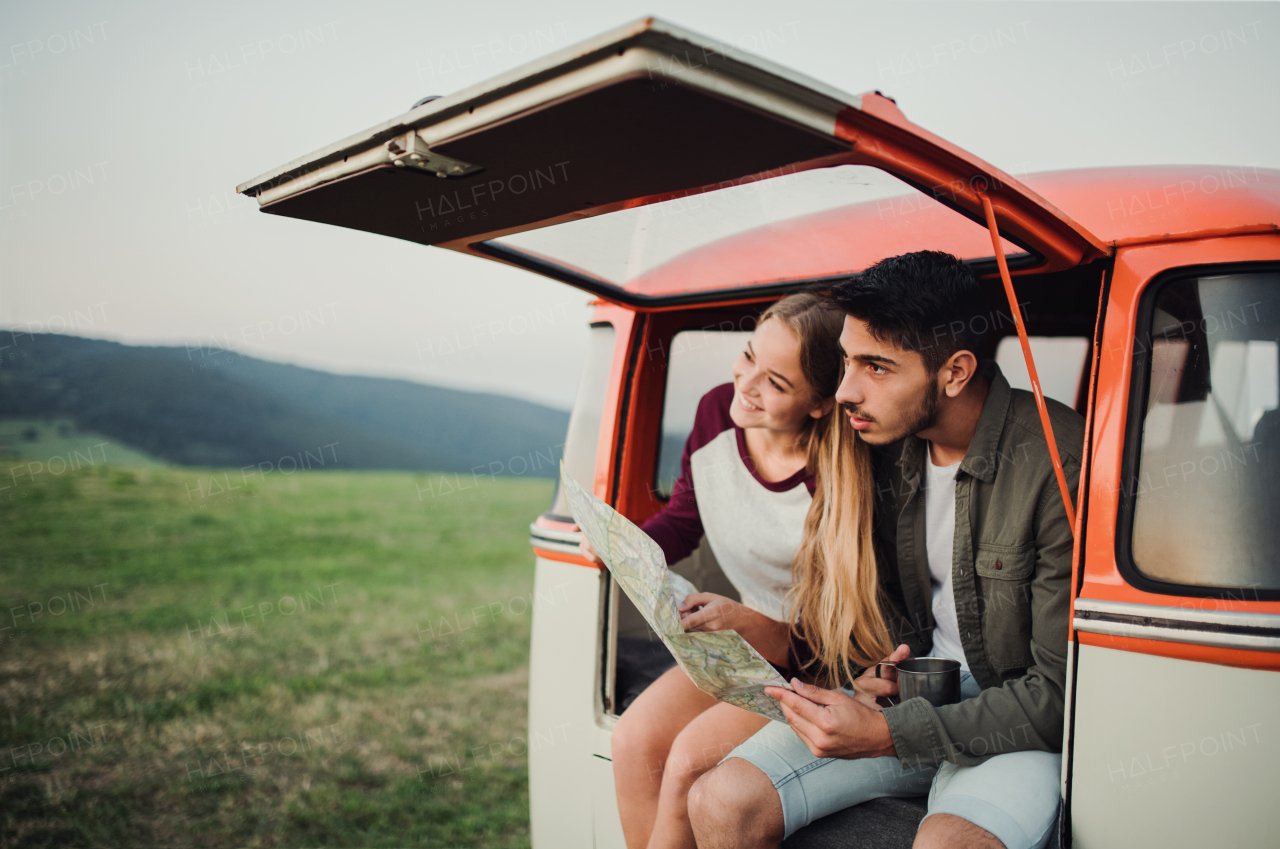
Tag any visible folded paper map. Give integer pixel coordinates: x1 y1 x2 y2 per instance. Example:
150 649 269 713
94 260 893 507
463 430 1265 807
560 465 791 722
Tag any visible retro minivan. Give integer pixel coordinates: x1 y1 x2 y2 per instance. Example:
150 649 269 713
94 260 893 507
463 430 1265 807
238 18 1280 848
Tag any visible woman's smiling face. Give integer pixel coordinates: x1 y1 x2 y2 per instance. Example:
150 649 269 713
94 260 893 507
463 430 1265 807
730 317 830 434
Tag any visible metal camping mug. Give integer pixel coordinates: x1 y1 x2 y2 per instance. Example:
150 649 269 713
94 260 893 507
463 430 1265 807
875 657 962 707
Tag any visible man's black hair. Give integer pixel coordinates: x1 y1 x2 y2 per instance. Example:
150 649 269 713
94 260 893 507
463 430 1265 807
831 251 993 374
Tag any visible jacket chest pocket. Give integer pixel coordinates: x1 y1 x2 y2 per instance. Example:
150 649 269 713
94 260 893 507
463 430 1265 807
974 543 1035 670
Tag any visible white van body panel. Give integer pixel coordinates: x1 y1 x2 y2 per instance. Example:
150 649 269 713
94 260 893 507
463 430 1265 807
1069 643 1280 848
590 755 627 848
527 556 606 848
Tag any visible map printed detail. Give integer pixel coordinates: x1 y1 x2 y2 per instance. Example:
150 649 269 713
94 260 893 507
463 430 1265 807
560 465 791 722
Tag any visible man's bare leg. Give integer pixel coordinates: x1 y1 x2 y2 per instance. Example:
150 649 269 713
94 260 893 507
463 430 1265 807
646 703 768 849
914 813 1005 849
687 757 784 849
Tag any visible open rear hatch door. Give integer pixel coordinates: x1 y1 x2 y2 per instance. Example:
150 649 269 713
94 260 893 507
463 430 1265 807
238 16 1108 305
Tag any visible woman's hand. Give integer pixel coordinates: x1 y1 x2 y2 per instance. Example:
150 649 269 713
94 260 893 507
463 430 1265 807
678 593 791 667
578 537 603 566
678 593 751 632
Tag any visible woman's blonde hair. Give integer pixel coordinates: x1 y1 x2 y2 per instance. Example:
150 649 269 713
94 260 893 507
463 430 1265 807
758 293 895 689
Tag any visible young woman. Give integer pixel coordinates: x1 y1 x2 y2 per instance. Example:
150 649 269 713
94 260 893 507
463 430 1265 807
580 293 894 849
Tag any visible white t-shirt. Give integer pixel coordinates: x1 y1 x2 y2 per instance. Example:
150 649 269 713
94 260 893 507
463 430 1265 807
924 446 970 672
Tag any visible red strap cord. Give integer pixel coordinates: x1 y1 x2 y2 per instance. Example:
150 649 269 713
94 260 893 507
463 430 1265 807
978 194 1076 533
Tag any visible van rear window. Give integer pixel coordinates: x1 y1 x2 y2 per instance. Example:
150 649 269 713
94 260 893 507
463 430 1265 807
995 335 1090 411
654 329 753 498
485 164 1025 303
1126 270 1280 594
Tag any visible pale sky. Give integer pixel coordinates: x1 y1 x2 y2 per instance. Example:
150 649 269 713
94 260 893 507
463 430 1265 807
1 1 1276 409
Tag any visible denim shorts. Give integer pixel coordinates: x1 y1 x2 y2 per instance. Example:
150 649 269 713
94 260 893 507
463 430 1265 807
724 671 1061 849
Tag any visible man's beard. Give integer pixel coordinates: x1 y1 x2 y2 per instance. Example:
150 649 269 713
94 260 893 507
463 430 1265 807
900 383 941 439
843 383 941 443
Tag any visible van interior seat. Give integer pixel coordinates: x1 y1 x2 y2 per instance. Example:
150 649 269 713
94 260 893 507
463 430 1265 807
782 797 928 848
784 797 1064 848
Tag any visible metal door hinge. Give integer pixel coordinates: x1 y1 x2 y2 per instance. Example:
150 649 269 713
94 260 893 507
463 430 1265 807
386 132 483 179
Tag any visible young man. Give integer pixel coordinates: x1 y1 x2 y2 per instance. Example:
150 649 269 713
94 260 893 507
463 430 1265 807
687 251 1083 849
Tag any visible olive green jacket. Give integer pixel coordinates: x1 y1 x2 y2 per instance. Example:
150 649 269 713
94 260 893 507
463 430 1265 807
877 361 1084 768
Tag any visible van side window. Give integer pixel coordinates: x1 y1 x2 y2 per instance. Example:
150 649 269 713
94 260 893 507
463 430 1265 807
1128 271 1280 593
995 335 1090 409
547 323 615 519
654 329 754 498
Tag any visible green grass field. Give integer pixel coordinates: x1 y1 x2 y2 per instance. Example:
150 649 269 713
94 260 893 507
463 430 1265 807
0 459 552 848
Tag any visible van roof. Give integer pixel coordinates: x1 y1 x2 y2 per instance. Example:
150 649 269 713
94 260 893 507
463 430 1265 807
1026 166 1280 246
618 165 1280 299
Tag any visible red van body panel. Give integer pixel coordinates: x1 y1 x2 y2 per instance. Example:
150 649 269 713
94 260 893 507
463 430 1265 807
1075 233 1280 672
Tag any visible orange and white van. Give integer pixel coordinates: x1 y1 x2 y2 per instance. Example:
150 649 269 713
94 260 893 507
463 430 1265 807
238 18 1280 847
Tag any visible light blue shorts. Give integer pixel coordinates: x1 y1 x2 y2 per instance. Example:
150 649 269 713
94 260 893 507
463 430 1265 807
725 671 1061 849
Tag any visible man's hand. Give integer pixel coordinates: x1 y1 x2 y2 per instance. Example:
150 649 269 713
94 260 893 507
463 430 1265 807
765 678 898 760
852 643 911 708
679 593 790 667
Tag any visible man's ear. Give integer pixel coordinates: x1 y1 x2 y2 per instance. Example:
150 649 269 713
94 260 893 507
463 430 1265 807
940 350 979 399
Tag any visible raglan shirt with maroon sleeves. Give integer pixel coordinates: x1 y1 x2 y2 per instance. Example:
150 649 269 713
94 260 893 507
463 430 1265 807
640 382 816 623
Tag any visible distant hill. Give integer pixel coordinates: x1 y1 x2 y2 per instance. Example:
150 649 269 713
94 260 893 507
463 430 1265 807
0 417 164 468
0 334 570 475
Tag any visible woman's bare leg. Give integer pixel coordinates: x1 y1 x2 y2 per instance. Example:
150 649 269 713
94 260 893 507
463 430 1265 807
613 666 720 849
647 702 770 849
